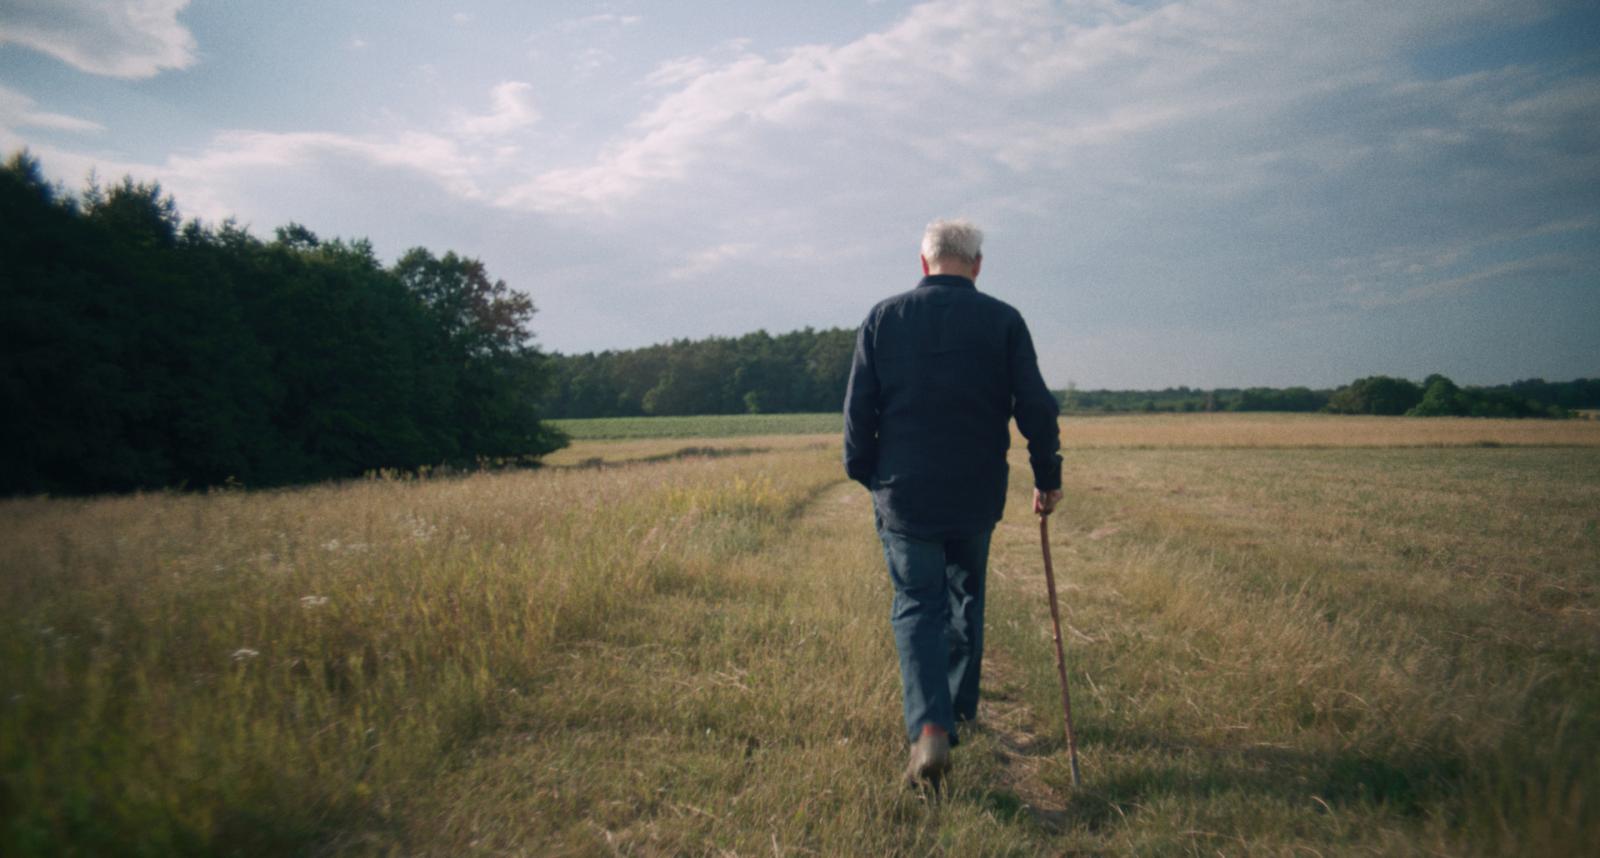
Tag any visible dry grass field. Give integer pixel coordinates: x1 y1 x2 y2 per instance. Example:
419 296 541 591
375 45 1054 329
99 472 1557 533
541 434 832 468
547 412 1600 469
2 414 1596 855
1059 412 1600 448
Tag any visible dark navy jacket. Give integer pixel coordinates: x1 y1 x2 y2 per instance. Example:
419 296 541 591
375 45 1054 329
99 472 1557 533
843 274 1062 539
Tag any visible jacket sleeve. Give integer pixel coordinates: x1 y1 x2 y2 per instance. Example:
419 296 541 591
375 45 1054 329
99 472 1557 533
1007 312 1062 491
842 313 880 489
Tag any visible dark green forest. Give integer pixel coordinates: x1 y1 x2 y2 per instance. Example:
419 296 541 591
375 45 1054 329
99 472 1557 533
544 328 856 417
547 334 1597 420
1 152 563 496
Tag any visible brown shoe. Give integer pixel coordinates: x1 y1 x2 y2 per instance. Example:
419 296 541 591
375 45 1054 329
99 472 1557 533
904 731 951 792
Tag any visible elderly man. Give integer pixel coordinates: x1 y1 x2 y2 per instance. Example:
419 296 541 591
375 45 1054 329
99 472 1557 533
843 218 1063 790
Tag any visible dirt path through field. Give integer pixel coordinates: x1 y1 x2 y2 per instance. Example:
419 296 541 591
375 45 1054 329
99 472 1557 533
975 652 1073 835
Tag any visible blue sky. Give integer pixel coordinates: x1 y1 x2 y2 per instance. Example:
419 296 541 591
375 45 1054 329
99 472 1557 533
2 0 1597 388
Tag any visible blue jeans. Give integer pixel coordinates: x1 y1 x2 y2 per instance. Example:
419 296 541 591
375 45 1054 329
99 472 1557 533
876 517 993 746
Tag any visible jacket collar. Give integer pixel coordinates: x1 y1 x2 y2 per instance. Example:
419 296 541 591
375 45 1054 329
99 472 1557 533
917 274 976 290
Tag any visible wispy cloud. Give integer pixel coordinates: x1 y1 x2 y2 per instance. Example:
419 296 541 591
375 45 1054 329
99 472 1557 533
9 77 545 222
560 13 642 31
668 242 753 280
1341 254 1579 310
452 81 540 138
155 129 484 221
0 85 103 133
644 55 713 88
571 47 615 75
0 0 196 78
500 0 1546 214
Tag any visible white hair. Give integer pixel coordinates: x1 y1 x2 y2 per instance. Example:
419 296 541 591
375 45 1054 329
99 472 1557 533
921 218 984 264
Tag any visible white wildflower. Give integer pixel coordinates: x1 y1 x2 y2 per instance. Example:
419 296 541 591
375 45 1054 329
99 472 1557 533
231 648 260 662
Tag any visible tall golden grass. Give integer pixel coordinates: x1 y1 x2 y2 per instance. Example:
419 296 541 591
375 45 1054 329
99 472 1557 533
1 451 839 852
987 444 1599 854
544 413 1600 470
3 414 1596 854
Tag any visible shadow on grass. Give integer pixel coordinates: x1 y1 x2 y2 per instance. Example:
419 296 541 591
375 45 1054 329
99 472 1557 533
1036 725 1467 833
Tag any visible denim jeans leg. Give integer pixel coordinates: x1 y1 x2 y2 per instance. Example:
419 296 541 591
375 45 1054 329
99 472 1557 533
878 525 955 745
945 529 992 725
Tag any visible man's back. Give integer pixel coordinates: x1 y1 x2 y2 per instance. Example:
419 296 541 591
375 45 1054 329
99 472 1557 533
850 218 1063 791
843 273 1061 539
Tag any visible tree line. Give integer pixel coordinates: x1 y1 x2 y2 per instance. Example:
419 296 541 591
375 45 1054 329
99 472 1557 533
1 151 563 496
1063 376 1596 416
1061 385 1328 414
547 327 1596 420
1325 375 1596 418
544 327 856 417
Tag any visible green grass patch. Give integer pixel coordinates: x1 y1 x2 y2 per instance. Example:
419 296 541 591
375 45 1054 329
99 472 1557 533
551 412 842 439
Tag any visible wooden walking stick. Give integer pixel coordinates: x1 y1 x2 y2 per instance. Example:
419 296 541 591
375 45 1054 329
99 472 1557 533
1039 514 1083 787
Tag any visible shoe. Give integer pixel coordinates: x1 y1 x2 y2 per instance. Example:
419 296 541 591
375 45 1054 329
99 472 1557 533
904 731 951 792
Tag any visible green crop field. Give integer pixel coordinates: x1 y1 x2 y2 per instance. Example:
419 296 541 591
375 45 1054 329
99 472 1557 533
551 412 843 439
3 414 1598 855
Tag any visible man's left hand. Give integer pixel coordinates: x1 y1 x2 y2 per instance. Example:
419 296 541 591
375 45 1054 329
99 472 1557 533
1034 488 1063 516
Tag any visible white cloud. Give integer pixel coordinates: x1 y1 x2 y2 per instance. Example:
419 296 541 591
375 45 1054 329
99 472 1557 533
572 46 615 74
0 0 196 78
7 78 553 224
0 84 103 132
2 76 549 223
452 81 540 137
496 0 1324 212
163 129 486 218
498 0 1588 223
644 55 713 88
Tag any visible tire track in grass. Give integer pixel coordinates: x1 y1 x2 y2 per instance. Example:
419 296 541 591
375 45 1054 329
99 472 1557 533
975 651 1073 837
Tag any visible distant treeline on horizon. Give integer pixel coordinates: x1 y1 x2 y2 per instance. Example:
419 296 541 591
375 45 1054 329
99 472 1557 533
545 328 855 418
547 329 1598 420
1063 375 1599 418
